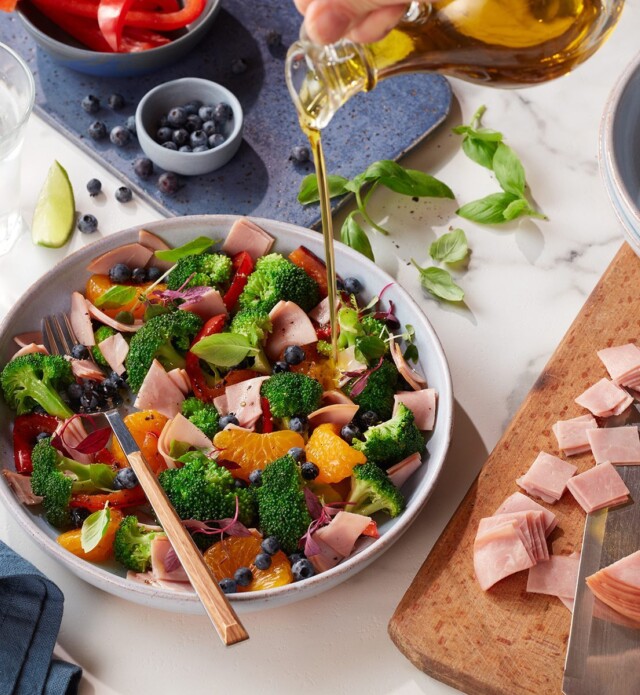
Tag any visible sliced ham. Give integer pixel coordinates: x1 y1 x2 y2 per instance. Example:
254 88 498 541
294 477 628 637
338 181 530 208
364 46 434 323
70 359 106 382
86 243 154 274
313 511 372 558
150 536 189 583
221 217 275 261
213 393 228 415
597 343 640 387
11 343 48 360
566 461 630 513
86 299 143 333
387 452 423 488
526 555 580 598
494 491 557 536
213 376 269 429
55 417 93 464
309 296 331 326
586 550 640 622
473 521 535 591
586 426 640 464
167 368 191 395
138 229 174 271
321 390 355 406
126 571 193 593
575 377 633 418
179 288 228 320
393 389 437 430
98 333 129 375
390 338 427 391
157 413 214 469
265 301 318 362
552 414 598 456
307 403 359 429
516 451 577 504
307 535 343 574
1 470 43 505
13 331 43 348
70 292 96 346
134 360 185 417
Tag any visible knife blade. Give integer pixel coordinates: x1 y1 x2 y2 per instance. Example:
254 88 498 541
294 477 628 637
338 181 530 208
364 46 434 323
563 464 640 695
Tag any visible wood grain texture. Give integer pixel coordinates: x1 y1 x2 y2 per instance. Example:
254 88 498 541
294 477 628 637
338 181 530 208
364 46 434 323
388 244 640 695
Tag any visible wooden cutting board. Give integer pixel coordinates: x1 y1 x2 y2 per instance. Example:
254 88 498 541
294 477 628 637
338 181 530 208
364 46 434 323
388 243 640 695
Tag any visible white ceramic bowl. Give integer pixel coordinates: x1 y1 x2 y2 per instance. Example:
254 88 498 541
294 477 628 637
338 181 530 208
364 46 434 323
0 215 453 613
136 78 243 176
600 50 640 256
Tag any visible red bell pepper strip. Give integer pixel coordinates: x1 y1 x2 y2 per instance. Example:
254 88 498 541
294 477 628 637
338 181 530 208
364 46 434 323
260 397 273 433
98 0 136 51
0 0 18 12
12 413 59 474
223 251 254 312
133 0 179 11
185 314 228 402
69 486 147 510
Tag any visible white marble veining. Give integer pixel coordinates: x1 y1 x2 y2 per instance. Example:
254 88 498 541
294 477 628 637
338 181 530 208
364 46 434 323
1 4 639 694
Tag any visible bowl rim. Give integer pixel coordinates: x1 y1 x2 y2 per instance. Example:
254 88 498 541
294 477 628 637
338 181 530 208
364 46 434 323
0 214 453 610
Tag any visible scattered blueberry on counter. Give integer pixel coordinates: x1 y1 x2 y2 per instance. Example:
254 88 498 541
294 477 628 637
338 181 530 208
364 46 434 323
77 214 98 234
88 121 107 140
81 94 100 114
86 179 102 197
289 145 310 164
115 186 133 203
108 93 126 110
133 157 154 179
125 116 137 135
110 125 131 147
157 172 180 196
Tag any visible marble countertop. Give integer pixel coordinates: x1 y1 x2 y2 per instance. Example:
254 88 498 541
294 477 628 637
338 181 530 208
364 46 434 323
0 5 638 694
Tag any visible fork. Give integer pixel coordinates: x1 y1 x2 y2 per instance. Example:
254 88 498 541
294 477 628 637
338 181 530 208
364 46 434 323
42 313 249 646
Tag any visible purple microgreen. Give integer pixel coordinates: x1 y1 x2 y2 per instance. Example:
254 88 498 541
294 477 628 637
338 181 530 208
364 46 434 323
304 487 324 520
182 497 252 540
73 427 112 454
153 285 211 308
372 300 400 329
347 356 384 397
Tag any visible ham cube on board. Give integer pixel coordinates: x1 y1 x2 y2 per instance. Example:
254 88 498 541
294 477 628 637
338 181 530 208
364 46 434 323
516 452 577 504
586 426 640 464
552 414 598 456
526 555 580 599
566 461 630 513
574 378 633 418
597 343 640 388
473 521 535 591
586 550 640 623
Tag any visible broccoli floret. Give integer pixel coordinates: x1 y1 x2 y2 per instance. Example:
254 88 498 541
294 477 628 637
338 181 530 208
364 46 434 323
348 463 405 518
181 397 220 439
166 253 233 291
238 253 319 313
360 316 390 353
345 359 399 421
125 311 203 392
158 451 256 526
260 372 323 419
114 515 166 572
316 340 332 357
352 402 425 469
1 353 73 419
91 325 117 368
229 307 272 347
256 455 312 554
30 438 117 528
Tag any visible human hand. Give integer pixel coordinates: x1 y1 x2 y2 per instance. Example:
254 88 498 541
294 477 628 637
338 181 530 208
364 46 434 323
294 0 409 45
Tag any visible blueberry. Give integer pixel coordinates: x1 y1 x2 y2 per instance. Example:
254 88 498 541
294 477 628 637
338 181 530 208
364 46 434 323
208 133 225 149
219 577 237 594
231 58 247 74
131 267 147 284
272 361 289 374
234 566 253 587
202 120 218 136
254 553 272 570
300 461 319 481
70 507 91 529
289 145 310 164
284 345 305 365
86 178 102 196
336 277 345 291
193 145 208 153
158 172 180 196
292 558 315 581
183 100 203 116
167 106 187 128
156 126 173 143
35 431 52 443
288 416 307 433
113 467 138 490
162 141 178 151
265 29 282 48
125 115 137 134
82 379 98 393
81 95 100 114
213 103 233 123
190 130 208 149
178 145 192 153
219 413 239 428
288 552 305 565
115 186 133 203
80 392 99 411
172 128 189 147
343 277 363 295
158 114 170 128
198 105 214 122
340 422 362 444
71 344 90 360
248 469 263 487
77 214 98 234
109 263 131 283
110 125 131 147
101 379 118 398
185 114 203 132
108 93 125 110
108 371 126 388
261 536 280 556
234 478 248 489
88 121 107 140
359 410 380 429
114 310 135 325
133 157 154 180
146 266 162 282
287 446 306 463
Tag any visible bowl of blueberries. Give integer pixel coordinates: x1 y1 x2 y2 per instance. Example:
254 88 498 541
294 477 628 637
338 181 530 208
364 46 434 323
136 78 243 176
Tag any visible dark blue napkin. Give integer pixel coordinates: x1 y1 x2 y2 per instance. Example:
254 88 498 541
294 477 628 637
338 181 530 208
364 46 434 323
0 540 82 695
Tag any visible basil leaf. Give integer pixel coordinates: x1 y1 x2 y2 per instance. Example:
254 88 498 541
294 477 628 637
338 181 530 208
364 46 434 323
361 160 454 199
456 192 520 224
95 285 137 309
412 261 465 302
190 332 254 368
503 198 548 221
81 505 111 553
155 236 214 263
403 344 419 363
462 137 499 169
89 464 117 491
493 142 526 196
355 335 386 363
340 215 374 261
297 173 350 205
429 228 469 264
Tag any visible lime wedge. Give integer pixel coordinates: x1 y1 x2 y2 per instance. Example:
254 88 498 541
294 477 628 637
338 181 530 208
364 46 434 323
32 160 76 248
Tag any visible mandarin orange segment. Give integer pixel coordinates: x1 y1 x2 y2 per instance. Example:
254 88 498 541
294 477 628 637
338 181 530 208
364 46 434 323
305 423 366 483
212 429 305 481
110 410 168 474
85 274 166 319
204 536 293 592
57 510 123 563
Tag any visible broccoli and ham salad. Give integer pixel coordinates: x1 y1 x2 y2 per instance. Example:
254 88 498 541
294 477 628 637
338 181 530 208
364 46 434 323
1 217 438 594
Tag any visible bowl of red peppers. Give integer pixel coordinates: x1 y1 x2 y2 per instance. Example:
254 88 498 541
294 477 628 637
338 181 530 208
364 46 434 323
13 0 221 77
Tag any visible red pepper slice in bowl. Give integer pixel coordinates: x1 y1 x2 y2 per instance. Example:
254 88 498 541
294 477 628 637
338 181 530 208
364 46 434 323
12 413 60 474
98 0 137 51
223 251 254 312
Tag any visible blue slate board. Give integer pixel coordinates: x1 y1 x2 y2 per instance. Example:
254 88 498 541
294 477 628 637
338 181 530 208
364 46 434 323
0 2 452 229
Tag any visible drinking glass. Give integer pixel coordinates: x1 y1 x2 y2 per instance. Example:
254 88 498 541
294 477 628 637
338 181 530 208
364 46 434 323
0 42 35 256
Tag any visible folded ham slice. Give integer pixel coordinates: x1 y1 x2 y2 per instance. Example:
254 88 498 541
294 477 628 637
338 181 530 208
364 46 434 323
478 511 548 564
307 403 359 429
134 360 185 418
566 461 630 513
393 389 437 431
1 470 43 505
86 243 154 275
516 452 577 504
575 377 633 418
313 511 372 558
526 555 580 599
179 288 228 320
390 338 427 391
387 452 422 488
213 375 269 430
473 521 535 591
70 291 96 346
586 426 640 464
11 343 48 360
167 368 191 395
586 550 640 623
69 359 106 382
265 301 317 362
494 491 557 536
86 299 143 333
138 229 174 271
13 331 43 348
552 414 598 456
157 413 214 469
98 333 129 375
221 217 275 260
597 343 640 388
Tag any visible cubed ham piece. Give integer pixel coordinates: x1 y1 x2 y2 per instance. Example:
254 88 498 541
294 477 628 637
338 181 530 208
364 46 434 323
265 301 318 362
70 292 96 346
98 333 129 375
150 536 189 583
138 229 174 271
526 555 580 599
86 243 154 274
179 288 228 320
86 299 143 333
134 360 185 417
597 343 640 387
221 217 275 261
157 413 214 469
586 426 640 464
473 521 535 591
390 338 427 391
494 491 557 536
552 414 598 456
1 470 43 505
393 389 437 431
212 376 269 430
313 511 373 558
70 359 106 382
387 452 423 488
167 368 191 395
566 461 630 513
516 452 577 503
574 377 633 418
307 403 359 429
11 343 48 360
586 550 640 622
13 331 43 348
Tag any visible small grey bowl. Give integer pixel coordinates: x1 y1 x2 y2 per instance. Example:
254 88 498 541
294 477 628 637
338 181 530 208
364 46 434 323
136 77 243 176
17 0 221 78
